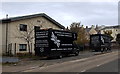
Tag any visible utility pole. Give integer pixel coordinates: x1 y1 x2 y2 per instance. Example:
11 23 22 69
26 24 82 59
6 14 8 55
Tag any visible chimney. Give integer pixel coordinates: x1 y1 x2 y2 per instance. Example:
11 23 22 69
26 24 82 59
86 26 88 29
6 14 8 19
96 25 98 29
91 25 94 28
81 25 84 27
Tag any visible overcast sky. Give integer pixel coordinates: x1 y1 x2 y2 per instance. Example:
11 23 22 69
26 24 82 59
1 1 119 27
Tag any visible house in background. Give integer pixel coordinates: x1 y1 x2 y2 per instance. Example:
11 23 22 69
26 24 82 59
85 25 98 35
101 25 120 42
0 13 65 56
85 25 98 41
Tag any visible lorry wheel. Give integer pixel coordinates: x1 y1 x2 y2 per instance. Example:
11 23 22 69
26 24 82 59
75 51 79 56
58 55 63 59
106 48 108 52
101 48 104 53
107 48 112 52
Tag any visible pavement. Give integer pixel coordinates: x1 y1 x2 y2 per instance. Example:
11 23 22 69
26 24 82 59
1 57 19 63
2 50 94 72
2 49 119 72
22 51 118 72
2 59 45 72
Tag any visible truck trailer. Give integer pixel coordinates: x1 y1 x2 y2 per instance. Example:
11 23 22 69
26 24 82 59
90 34 112 52
34 28 79 58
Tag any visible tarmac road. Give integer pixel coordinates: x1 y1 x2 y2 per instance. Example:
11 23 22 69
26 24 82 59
86 58 119 72
23 50 119 72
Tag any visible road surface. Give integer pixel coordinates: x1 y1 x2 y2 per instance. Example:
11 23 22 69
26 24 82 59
22 51 119 72
86 58 119 72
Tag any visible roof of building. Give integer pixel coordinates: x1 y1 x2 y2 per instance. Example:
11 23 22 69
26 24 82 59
0 13 65 29
85 28 91 33
101 25 120 30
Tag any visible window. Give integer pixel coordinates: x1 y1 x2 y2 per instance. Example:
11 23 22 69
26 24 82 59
20 24 27 31
19 44 27 51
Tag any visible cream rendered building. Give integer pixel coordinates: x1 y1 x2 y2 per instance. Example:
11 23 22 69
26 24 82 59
0 13 65 55
101 25 120 42
85 25 98 40
89 28 97 35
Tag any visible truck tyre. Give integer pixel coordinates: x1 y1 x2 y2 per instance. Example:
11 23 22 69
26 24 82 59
75 51 79 56
58 55 63 59
101 48 104 53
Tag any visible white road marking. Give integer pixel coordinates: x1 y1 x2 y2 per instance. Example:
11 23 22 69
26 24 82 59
81 70 86 72
69 58 88 63
97 64 101 67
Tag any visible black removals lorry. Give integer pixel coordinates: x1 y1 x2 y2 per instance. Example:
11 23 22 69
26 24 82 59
34 28 79 58
90 34 112 52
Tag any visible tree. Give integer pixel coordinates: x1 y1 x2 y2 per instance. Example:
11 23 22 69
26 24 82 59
103 30 113 40
76 28 89 45
116 34 120 45
70 22 80 34
69 22 89 45
103 30 112 35
14 22 41 55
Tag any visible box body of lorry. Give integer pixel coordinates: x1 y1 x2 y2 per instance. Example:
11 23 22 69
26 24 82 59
90 34 112 52
34 28 79 58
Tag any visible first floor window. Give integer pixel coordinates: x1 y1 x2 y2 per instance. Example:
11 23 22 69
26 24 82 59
20 24 27 31
19 44 27 51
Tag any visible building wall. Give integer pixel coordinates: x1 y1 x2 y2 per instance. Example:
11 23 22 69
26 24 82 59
89 28 97 35
0 23 7 56
101 28 120 42
2 16 62 55
0 23 2 56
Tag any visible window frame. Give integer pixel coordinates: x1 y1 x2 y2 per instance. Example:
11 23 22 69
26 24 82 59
19 44 27 51
19 24 27 31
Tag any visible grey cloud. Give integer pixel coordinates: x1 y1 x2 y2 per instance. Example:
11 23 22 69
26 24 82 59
1 2 118 27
